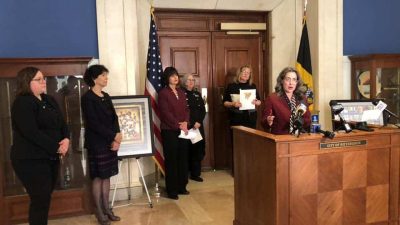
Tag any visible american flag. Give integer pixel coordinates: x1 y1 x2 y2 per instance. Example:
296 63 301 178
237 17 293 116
145 14 165 175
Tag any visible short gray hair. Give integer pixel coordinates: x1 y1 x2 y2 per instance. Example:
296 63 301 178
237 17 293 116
180 74 195 88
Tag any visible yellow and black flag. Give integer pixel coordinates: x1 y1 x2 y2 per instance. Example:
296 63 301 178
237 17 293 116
296 17 314 111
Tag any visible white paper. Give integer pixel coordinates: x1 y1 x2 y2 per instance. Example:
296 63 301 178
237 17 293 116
190 128 203 144
239 89 256 110
178 129 197 139
230 94 240 103
361 109 382 121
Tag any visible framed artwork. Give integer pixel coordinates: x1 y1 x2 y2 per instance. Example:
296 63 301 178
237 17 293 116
111 95 155 158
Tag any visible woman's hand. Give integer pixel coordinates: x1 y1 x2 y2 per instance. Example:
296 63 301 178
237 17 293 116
266 115 275 126
58 138 70 156
179 121 188 135
111 141 120 151
252 99 261 106
232 101 242 108
114 132 122 143
193 122 201 129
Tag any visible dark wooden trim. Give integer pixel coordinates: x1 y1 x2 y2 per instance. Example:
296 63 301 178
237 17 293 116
5 189 89 224
0 57 92 77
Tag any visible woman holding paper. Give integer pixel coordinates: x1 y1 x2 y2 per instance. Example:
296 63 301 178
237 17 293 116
223 65 261 128
182 74 206 182
262 67 311 134
159 67 190 200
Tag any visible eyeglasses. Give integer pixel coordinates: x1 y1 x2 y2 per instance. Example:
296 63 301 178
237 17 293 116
187 79 195 82
283 77 298 83
31 77 46 83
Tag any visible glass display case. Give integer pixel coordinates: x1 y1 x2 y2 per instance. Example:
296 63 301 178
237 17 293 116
350 54 400 122
0 57 92 225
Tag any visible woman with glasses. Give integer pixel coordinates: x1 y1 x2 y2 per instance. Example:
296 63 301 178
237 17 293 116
10 67 70 225
182 74 206 182
262 67 311 134
223 65 262 129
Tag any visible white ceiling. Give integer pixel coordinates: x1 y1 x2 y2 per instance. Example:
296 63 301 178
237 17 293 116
152 0 283 11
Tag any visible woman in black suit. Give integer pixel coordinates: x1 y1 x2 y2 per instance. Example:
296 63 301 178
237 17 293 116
11 67 70 225
182 74 206 182
81 65 121 225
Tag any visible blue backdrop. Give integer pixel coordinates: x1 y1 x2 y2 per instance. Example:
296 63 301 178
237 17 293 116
344 0 400 55
1 1 399 57
0 0 98 57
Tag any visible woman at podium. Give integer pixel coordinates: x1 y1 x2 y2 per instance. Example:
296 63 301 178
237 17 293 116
262 67 311 134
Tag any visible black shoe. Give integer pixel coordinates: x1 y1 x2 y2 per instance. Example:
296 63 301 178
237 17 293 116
190 176 204 182
167 194 179 200
178 190 190 195
105 210 121 221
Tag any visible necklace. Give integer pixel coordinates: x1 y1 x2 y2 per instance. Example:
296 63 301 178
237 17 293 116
172 89 179 99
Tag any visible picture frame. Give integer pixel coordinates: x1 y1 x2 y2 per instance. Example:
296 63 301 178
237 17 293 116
111 95 155 158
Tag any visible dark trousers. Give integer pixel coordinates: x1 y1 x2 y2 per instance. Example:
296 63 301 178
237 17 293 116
161 129 189 195
188 140 205 177
12 159 59 225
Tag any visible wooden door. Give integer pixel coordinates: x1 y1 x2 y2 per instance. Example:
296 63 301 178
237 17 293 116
158 32 213 168
212 32 263 169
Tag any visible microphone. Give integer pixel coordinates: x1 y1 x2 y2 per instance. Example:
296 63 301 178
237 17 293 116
291 102 307 137
372 100 400 120
295 102 307 117
329 101 352 133
315 126 335 139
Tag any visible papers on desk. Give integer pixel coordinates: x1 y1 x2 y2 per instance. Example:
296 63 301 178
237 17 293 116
361 109 382 121
361 100 387 121
178 128 203 144
239 89 256 110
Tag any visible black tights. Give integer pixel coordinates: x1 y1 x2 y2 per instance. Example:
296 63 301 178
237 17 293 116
92 178 111 215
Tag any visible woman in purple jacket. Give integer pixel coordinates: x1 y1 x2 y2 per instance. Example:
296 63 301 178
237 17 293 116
158 67 190 200
262 67 311 134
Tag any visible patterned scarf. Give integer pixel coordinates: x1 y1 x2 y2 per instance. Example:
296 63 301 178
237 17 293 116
284 94 297 133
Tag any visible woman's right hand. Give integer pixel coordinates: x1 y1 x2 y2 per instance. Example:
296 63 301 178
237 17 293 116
179 121 188 135
266 115 275 126
114 132 122 143
232 101 242 108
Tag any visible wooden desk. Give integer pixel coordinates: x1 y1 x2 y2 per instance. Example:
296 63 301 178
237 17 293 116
232 126 400 225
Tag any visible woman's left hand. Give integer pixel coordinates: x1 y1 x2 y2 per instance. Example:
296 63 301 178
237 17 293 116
58 138 70 156
252 99 261 106
111 141 120 151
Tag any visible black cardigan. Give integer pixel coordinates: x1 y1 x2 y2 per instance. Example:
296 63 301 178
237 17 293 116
81 90 120 150
11 94 69 160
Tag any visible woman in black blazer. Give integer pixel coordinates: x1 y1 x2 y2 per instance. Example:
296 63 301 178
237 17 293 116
81 65 121 225
11 67 70 225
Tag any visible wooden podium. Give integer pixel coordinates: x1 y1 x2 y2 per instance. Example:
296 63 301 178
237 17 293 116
232 126 400 225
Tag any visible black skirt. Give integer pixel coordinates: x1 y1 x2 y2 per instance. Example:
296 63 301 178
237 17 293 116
88 147 119 179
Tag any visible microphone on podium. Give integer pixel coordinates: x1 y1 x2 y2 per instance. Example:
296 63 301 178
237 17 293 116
295 102 307 118
292 102 307 137
330 101 352 133
372 100 400 120
315 126 335 139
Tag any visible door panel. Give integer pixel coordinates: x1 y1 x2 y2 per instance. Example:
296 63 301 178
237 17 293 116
212 32 263 170
158 32 213 168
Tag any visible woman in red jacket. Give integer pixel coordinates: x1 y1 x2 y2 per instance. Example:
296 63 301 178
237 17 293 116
262 67 311 134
